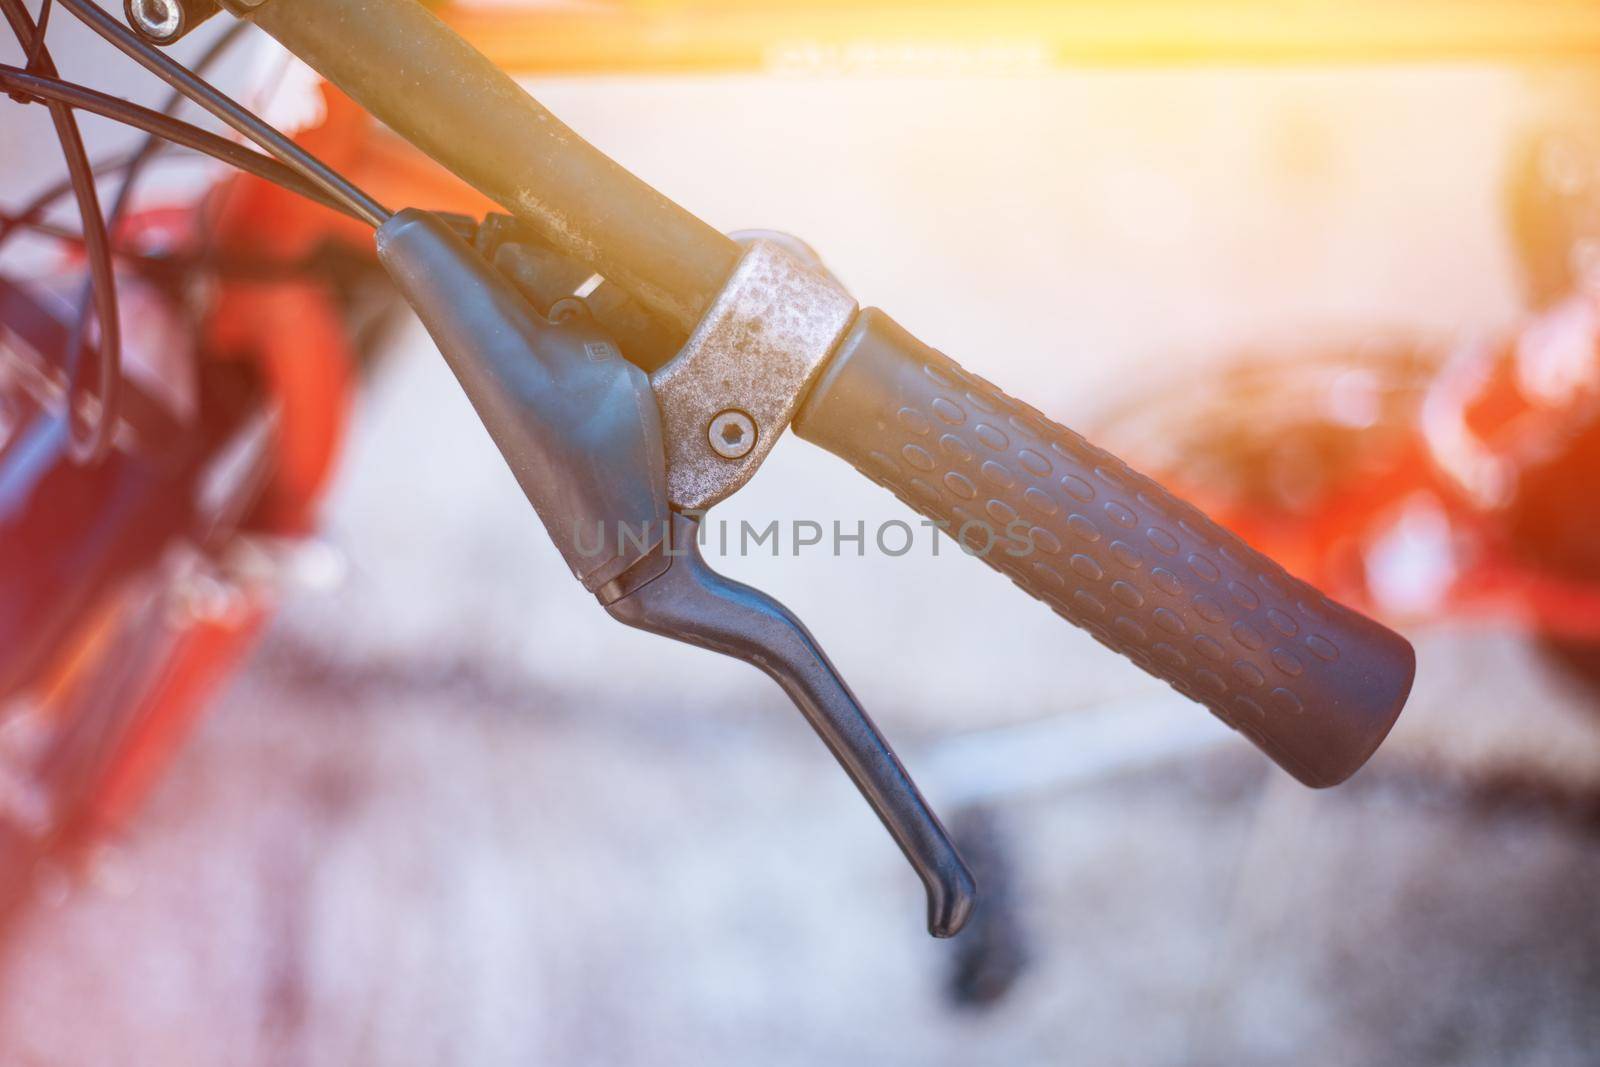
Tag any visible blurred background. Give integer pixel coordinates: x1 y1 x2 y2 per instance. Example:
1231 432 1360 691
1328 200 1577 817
3 2 1600 1064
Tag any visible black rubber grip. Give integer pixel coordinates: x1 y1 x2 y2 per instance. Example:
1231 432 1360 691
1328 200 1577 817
793 309 1415 787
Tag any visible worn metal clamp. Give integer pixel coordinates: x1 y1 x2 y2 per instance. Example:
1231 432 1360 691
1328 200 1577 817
649 240 857 512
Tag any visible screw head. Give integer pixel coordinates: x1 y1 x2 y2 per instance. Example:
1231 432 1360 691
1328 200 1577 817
707 409 757 460
127 0 183 42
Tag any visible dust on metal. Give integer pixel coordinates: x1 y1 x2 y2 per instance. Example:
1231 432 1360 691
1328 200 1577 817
650 239 857 511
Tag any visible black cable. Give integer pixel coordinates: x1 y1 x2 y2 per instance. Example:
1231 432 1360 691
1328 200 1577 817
54 0 389 228
0 146 145 249
0 65 363 221
0 213 369 286
0 214 97 244
1 0 121 462
22 0 49 68
0 21 248 256
84 19 249 260
54 19 247 455
0 213 186 255
1 1 387 460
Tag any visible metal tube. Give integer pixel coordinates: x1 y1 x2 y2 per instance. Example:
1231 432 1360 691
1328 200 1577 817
230 0 739 333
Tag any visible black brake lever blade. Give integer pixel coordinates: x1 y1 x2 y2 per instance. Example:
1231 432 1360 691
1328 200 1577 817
602 513 977 938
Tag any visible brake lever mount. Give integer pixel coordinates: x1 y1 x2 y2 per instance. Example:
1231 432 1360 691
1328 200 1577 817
377 209 975 938
649 239 857 511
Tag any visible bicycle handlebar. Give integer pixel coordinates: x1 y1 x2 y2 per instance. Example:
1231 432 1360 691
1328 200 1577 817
230 0 1414 787
795 311 1414 787
228 0 737 334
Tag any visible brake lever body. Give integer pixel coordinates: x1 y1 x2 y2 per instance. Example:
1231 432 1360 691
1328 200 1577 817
376 209 975 937
376 211 670 593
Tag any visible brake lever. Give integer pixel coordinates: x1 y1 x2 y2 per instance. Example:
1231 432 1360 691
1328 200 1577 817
376 209 975 937
601 513 975 936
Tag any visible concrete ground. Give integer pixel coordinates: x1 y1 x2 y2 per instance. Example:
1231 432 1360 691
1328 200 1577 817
3 624 1599 1067
4 41 1600 1067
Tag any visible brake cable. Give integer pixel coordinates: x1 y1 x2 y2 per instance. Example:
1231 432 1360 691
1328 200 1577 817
1 0 119 461
0 0 384 464
53 0 388 227
0 65 364 221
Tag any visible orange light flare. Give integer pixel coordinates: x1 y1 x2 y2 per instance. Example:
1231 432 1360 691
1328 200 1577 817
441 0 1600 76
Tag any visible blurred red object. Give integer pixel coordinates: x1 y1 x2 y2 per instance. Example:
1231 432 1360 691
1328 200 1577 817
1097 292 1600 642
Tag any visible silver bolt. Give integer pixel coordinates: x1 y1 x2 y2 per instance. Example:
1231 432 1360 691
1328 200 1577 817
707 409 757 460
128 0 183 42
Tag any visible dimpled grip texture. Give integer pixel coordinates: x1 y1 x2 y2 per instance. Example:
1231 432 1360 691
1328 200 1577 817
794 310 1415 787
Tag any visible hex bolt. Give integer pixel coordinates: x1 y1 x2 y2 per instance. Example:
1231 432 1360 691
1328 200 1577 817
707 409 757 460
125 0 220 44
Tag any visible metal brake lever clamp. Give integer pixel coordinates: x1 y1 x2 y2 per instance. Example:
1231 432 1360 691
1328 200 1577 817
649 237 857 511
